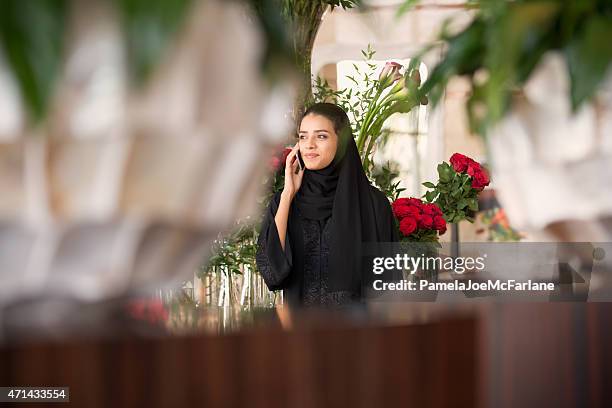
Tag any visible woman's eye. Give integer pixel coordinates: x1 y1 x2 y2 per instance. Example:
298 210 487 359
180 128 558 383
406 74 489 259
298 134 306 139
317 134 328 139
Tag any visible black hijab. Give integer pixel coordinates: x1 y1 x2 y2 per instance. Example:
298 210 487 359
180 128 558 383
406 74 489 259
293 103 386 292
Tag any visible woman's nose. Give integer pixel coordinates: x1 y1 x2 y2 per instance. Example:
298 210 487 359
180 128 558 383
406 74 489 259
305 136 316 148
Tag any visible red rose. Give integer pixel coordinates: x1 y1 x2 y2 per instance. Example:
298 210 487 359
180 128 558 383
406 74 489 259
450 153 471 173
399 217 417 236
393 205 410 219
421 203 439 216
393 204 421 220
406 205 421 218
393 198 416 215
471 168 490 190
432 204 443 216
433 215 447 234
392 198 411 209
419 215 434 229
466 160 481 177
406 198 423 206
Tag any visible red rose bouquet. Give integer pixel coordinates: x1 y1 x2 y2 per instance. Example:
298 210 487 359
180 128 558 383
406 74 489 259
392 197 447 242
423 153 490 223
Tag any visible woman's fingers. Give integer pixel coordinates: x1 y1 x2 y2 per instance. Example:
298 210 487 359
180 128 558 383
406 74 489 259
285 143 299 167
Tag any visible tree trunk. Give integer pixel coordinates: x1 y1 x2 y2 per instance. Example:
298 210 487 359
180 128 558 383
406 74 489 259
291 4 327 121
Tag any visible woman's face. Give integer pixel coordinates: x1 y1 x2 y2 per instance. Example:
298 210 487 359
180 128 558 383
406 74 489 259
298 113 338 170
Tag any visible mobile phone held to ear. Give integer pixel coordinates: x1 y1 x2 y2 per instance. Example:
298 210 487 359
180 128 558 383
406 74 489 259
295 149 305 174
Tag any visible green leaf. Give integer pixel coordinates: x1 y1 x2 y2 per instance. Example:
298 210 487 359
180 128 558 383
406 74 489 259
0 0 68 122
396 0 419 19
438 163 451 182
116 0 193 85
484 2 559 126
388 99 418 115
424 190 436 202
422 181 435 189
566 16 612 111
419 18 487 109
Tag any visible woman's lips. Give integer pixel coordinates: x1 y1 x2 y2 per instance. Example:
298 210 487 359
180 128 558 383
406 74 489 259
303 153 319 159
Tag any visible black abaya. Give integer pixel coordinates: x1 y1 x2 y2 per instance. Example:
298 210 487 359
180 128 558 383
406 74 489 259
256 186 398 307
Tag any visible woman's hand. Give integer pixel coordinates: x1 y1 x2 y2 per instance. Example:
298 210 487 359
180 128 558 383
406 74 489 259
282 142 305 200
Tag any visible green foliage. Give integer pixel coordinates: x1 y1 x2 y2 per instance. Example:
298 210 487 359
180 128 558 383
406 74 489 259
371 161 406 201
115 0 193 85
423 162 480 223
404 0 612 135
0 0 194 122
244 0 297 80
395 0 420 19
566 15 612 109
201 220 260 279
0 0 68 123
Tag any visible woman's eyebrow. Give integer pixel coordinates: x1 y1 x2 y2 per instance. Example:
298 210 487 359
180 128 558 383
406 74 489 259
298 129 329 133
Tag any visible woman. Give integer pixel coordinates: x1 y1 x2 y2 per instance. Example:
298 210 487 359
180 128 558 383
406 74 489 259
256 103 398 307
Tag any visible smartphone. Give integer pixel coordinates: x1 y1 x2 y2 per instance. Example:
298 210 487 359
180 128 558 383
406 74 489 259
295 149 305 174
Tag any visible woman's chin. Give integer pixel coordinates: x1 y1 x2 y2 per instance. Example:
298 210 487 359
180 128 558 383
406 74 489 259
305 160 332 171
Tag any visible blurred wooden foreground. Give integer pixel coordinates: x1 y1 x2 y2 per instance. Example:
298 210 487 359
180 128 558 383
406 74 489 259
2 303 612 407
0 316 476 408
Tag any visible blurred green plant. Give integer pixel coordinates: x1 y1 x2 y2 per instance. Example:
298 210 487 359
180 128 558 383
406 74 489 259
115 0 193 85
200 220 259 279
0 0 194 123
0 0 68 123
401 0 612 135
